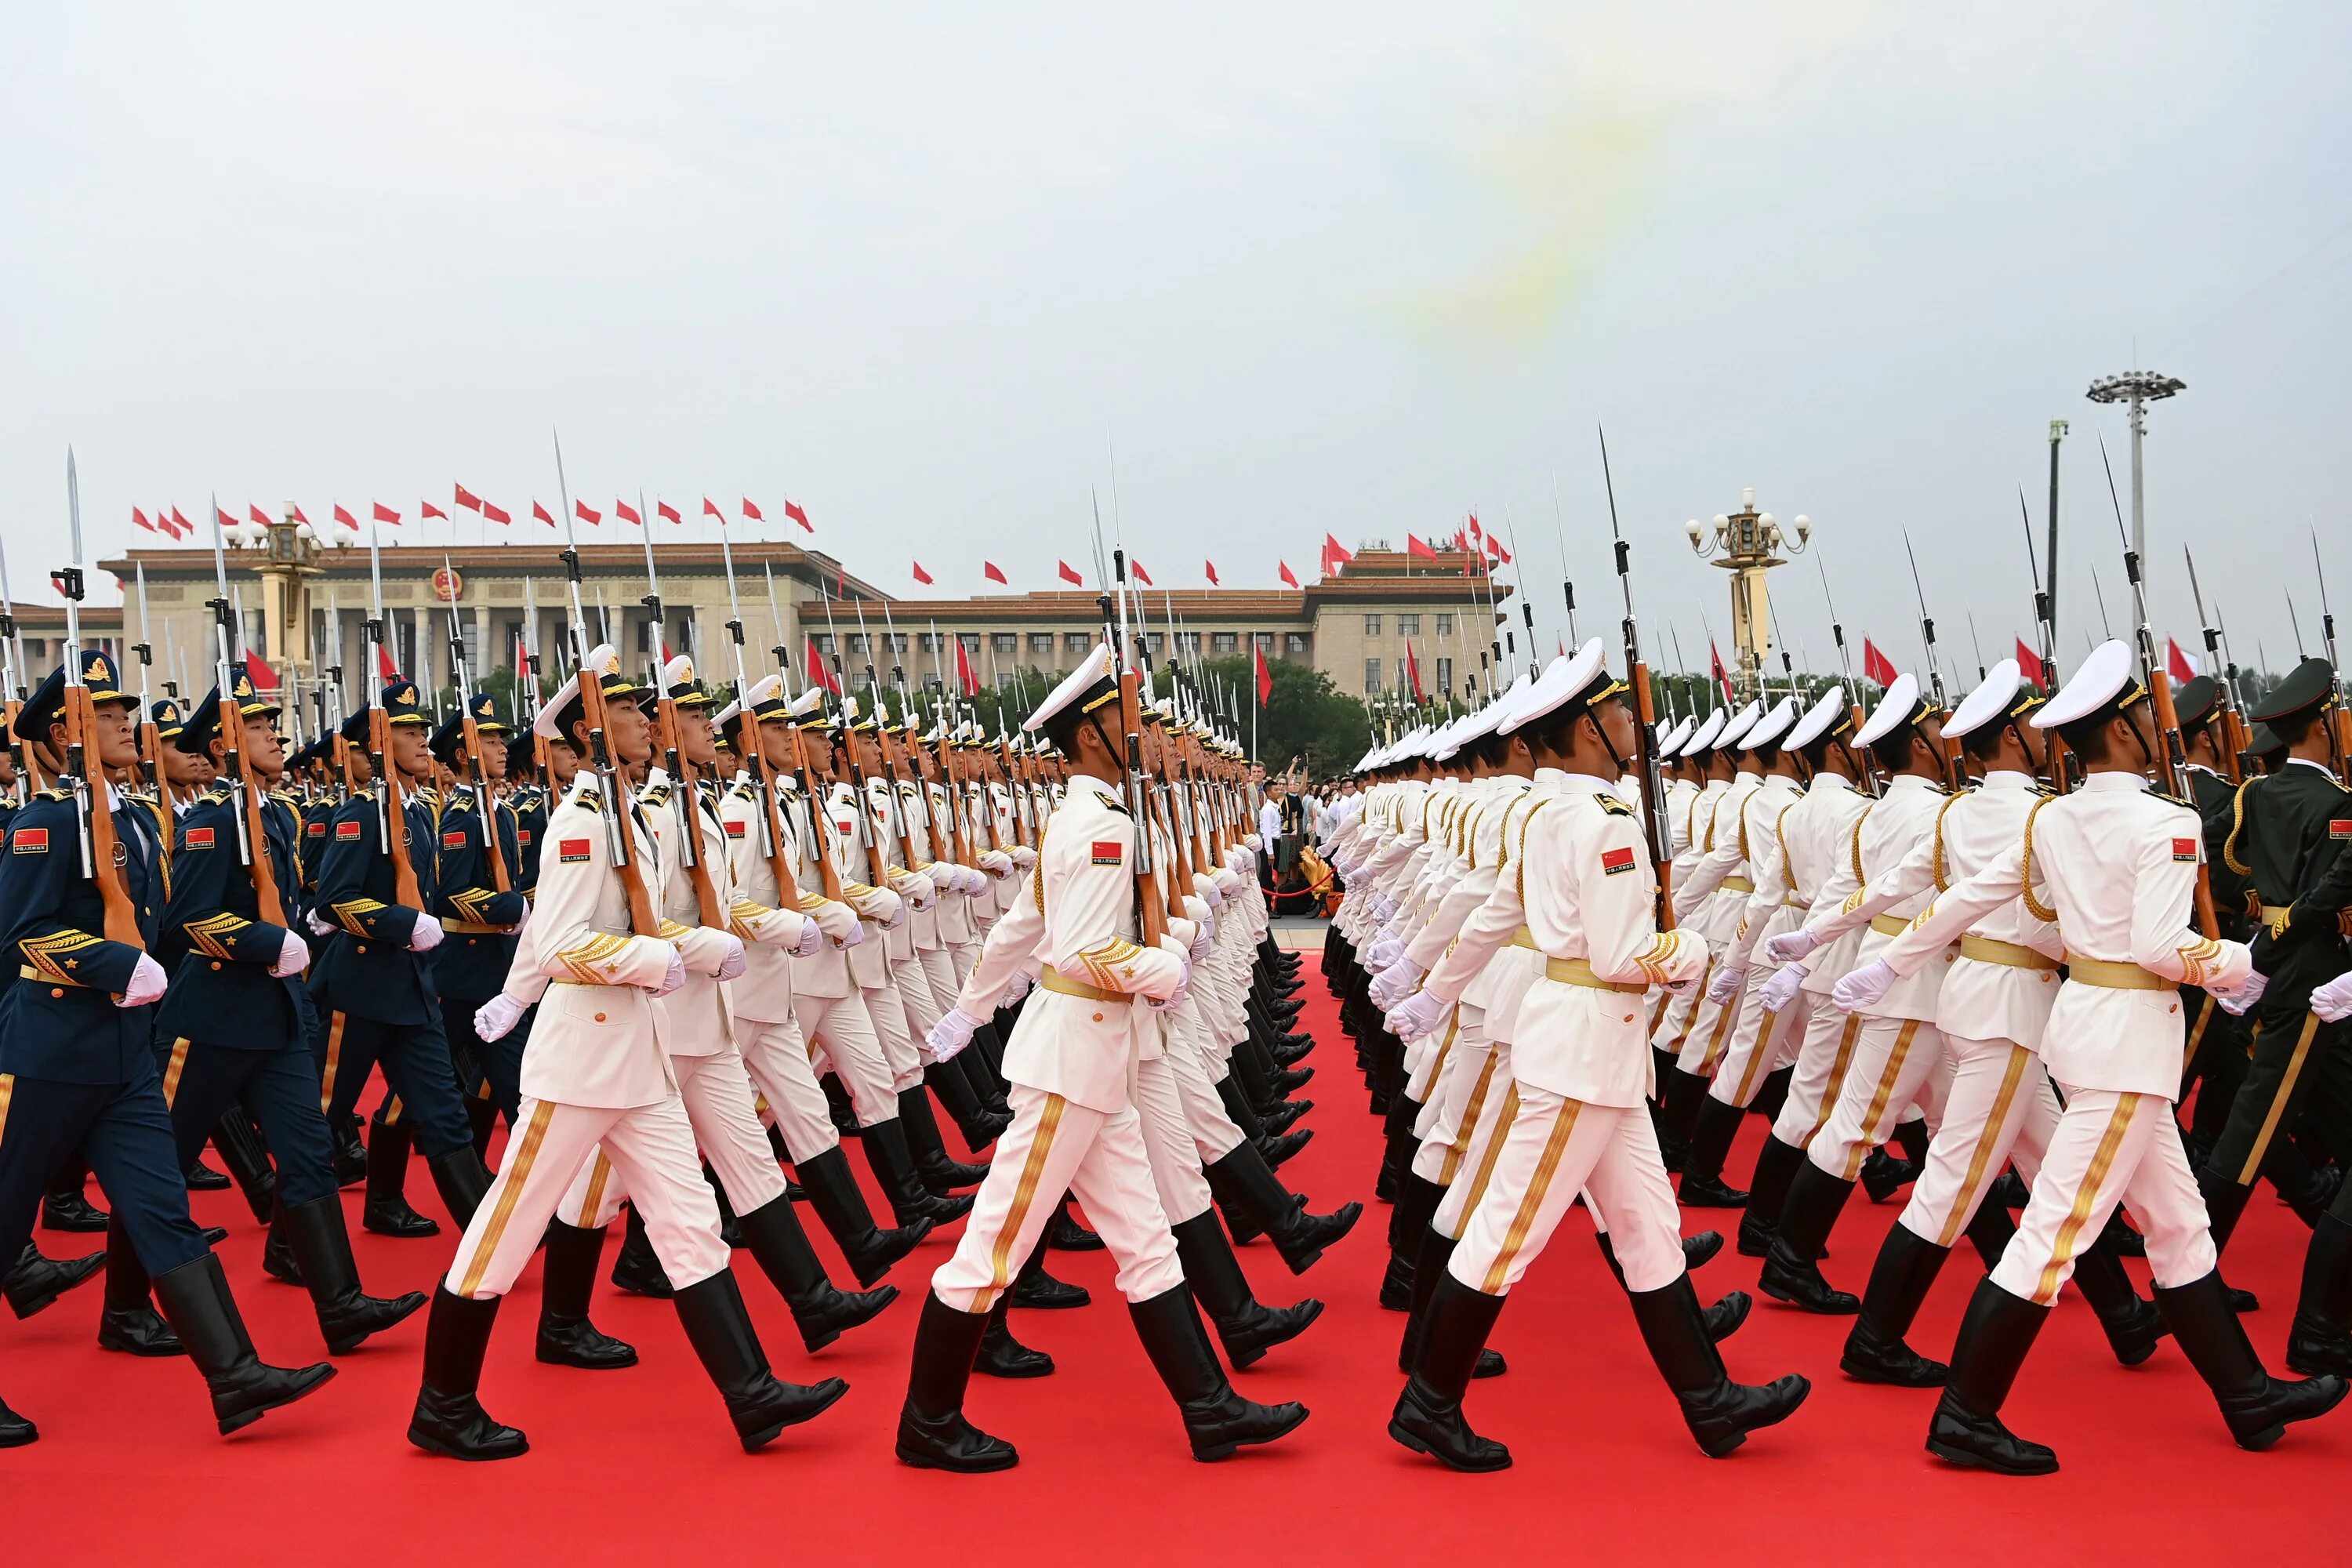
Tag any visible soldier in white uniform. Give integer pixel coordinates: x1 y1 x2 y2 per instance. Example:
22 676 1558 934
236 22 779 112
1837 641 2339 1474
1382 642 1808 1472
406 647 848 1461
894 647 1309 1472
1647 708 1738 1160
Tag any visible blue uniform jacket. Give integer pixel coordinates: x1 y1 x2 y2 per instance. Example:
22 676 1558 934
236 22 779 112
155 787 307 1050
0 789 169 1083
428 789 527 1003
307 789 438 1026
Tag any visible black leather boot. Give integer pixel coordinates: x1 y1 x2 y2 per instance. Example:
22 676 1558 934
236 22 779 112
0 1394 33 1448
797 1145 931 1287
1388 1272 1511 1470
361 1116 438 1237
609 1204 676 1298
1593 1232 1749 1343
426 1147 492 1232
42 1157 108 1232
408 1285 528 1459
737 1192 898 1352
1381 1174 1444 1309
2072 1221 2167 1367
898 1087 989 1192
536 1220 637 1368
1396 1228 1507 1376
1628 1272 1810 1456
975 1294 1054 1377
1129 1283 1308 1461
859 1117 975 1225
1258 1097 1312 1135
2154 1269 2349 1450
1738 1134 1806 1257
924 1058 1003 1150
184 1156 232 1190
1659 1067 1711 1158
96 1219 182 1356
2287 1214 2352 1377
1926 1277 2056 1474
209 1109 278 1225
1010 1214 1091 1309
1050 1209 1103 1250
1679 1096 1751 1207
1173 1212 1323 1369
897 1290 1018 1470
1205 1142 1362 1275
5 1241 103 1319
330 1112 368 1187
672 1269 849 1451
1961 1191 2019 1270
151 1252 336 1436
2195 1161 2257 1254
277 1195 426 1354
1759 1162 1860 1313
261 1201 305 1286
1840 1221 1951 1386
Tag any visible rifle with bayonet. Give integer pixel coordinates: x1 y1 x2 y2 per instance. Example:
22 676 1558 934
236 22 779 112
2 537 39 794
2314 532 2350 782
2184 546 2249 783
1901 529 1967 791
636 514 723 930
209 494 289 924
361 517 423 910
60 452 143 955
1598 426 1674 929
131 561 158 793
442 559 512 895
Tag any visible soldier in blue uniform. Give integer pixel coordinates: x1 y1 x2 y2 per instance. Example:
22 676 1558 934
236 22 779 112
307 681 491 1242
427 692 528 1151
0 652 333 1448
118 666 426 1356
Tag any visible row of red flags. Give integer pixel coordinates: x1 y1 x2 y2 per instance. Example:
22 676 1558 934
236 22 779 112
132 492 812 540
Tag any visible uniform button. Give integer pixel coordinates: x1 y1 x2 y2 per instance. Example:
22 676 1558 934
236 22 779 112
211 961 222 971
594 1011 608 1022
356 945 368 955
52 988 64 998
1623 1014 1636 1023
2169 1003 2179 1014
1092 1012 1105 1022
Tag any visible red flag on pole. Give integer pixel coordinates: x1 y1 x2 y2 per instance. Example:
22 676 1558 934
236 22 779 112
248 503 272 528
1405 641 1424 702
806 634 840 694
1488 534 1508 564
482 502 511 526
1711 642 1733 701
533 500 556 528
784 501 811 532
215 504 237 532
455 483 482 512
657 499 682 524
2015 638 2048 691
575 500 601 526
1254 641 1273 706
290 504 310 526
1321 534 1352 576
954 637 980 698
1406 533 1437 561
421 500 448 521
911 561 934 586
1205 561 1220 586
372 503 401 527
702 498 723 519
332 503 358 529
378 644 401 681
614 499 642 525
132 507 157 535
1862 637 1897 688
245 649 280 691
1058 561 1083 586
1278 561 1299 589
742 499 763 522
2167 637 2198 681
1132 560 1153 587
982 561 1008 585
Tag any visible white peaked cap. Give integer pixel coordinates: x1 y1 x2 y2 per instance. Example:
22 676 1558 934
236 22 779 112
1946 659 2025 740
1023 642 1115 733
1498 640 1607 736
1716 700 1762 749
1677 706 1728 757
2033 640 2137 730
1744 695 1798 750
1855 672 1924 748
1784 684 1850 751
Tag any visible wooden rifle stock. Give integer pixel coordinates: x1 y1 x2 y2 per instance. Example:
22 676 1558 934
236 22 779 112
67 686 143 949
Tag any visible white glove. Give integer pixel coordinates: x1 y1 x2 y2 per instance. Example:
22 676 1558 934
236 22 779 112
474 993 527 1042
308 910 338 938
1756 964 1806 1014
1188 923 1213 964
960 865 989 895
1832 959 1898 1014
654 949 688 997
1010 846 1037 870
1142 950 1194 1011
980 851 1014 880
1201 880 1225 908
118 952 169 1007
1706 966 1746 1006
838 917 868 949
1003 969 1033 1006
714 935 749 982
1385 988 1452 1044
270 932 312 978
2212 968 2267 1017
1364 931 1405 972
927 1006 982 1063
1763 927 1825 965
1370 959 1425 1010
510 902 532 938
792 919 822 959
1370 892 1399 924
2312 970 2352 1024
408 913 445 953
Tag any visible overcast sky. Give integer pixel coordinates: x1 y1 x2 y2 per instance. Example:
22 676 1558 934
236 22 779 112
5 2 2347 685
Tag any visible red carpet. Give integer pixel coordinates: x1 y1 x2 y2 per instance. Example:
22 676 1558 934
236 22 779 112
6 972 2336 1566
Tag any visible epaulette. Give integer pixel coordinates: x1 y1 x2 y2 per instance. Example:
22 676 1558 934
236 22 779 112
35 787 70 802
447 793 477 813
641 782 673 807
1596 793 1635 817
2151 788 2191 808
200 786 234 807
348 788 377 804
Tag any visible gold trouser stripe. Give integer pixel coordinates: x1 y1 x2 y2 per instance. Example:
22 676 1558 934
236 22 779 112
383 1096 404 1127
1424 1009 1461 1097
318 1012 347 1112
1936 1045 2031 1249
1802 1015 1866 1149
1731 1011 1780 1106
2182 995 2216 1073
1438 1052 1501 1186
1842 1019 1922 1180
978 1093 1066 1311
458 1099 558 1298
575 1151 613 1229
1482 1099 1584 1294
0 1073 13 1149
162 1039 193 1109
2238 1014 2321 1185
2034 1093 2140 1305
1664 957 1712 1050
1448 1086 1521 1240
1697 989 1740 1074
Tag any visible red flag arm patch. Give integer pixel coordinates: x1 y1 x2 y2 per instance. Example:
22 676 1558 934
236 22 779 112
1090 839 1124 866
335 821 364 841
184 826 217 850
557 837 593 863
2330 818 2352 840
442 830 470 849
1600 844 1637 876
2172 837 2199 862
11 827 49 854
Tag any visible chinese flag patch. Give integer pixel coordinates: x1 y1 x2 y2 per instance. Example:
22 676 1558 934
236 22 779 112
2172 837 2198 862
442 830 467 849
558 837 593 864
2332 819 2352 840
724 821 747 838
11 827 48 855
1600 844 1637 877
1090 840 1123 866
335 822 363 841
306 822 325 837
517 829 532 844
184 826 216 850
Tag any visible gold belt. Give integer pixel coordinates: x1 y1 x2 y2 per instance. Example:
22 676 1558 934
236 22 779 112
1543 956 1646 995
1040 966 1134 1005
1870 913 1910 938
441 920 511 935
1958 934 2060 971
20 967 89 988
2259 904 2293 938
1508 926 1537 949
1721 876 1755 895
2063 954 2169 992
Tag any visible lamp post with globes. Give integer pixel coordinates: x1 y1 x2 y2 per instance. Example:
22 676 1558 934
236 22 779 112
2086 371 2183 568
255 501 327 686
1686 488 1809 704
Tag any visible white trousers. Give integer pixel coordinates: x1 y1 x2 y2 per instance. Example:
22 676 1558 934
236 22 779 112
1449 1087 1686 1297
1160 1018 1245 1164
1411 1005 1494 1184
790 990 899 1126
1807 1014 1946 1182
445 1091 729 1301
930 1084 1183 1313
1896 1034 2061 1250
1773 1004 1867 1151
858 981 927 1095
1705 985 1809 1109
1134 1054 1214 1225
731 1012 840 1163
1432 1040 1521 1239
1989 1087 2216 1304
891 953 946 1038
1651 948 1716 1066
